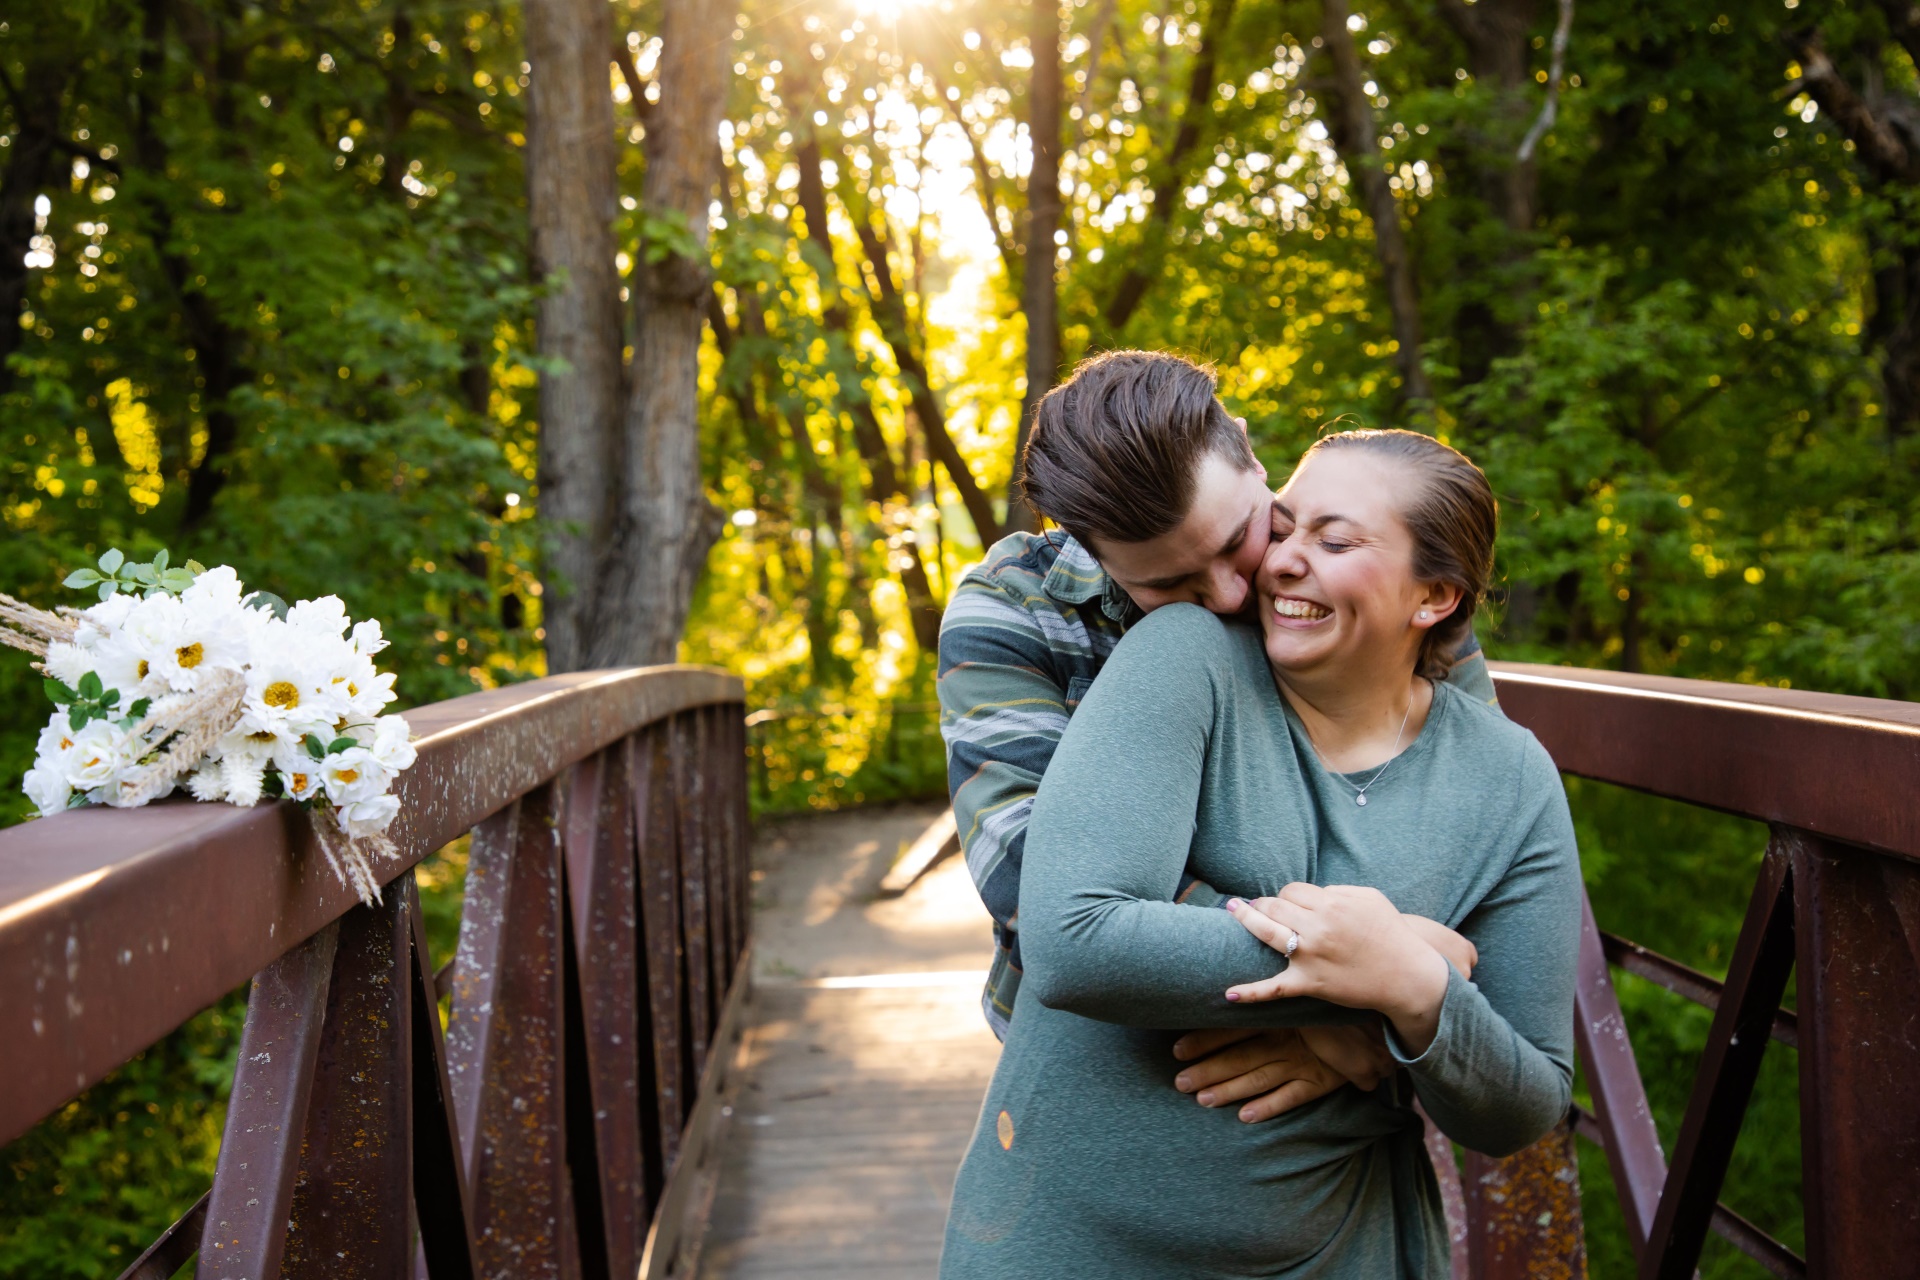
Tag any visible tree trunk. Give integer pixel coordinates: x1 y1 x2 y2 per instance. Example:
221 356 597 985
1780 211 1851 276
522 0 626 672
1008 0 1062 533
587 0 731 667
1320 0 1431 411
1435 0 1541 233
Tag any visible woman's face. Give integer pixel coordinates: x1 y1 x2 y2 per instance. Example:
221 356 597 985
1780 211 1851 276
1257 449 1448 679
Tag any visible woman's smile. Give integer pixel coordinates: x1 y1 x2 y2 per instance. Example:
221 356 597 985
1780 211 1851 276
1270 595 1332 625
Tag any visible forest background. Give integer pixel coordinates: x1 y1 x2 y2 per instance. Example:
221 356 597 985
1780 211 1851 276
3 0 1916 1275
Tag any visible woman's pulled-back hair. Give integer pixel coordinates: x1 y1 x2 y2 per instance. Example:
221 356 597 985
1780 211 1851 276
1305 429 1497 680
1019 350 1259 549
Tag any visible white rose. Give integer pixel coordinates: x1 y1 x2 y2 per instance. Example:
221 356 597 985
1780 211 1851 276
338 792 401 840
182 564 244 610
286 595 350 640
35 713 78 765
319 747 390 806
350 618 388 657
63 720 133 792
23 763 72 817
80 592 137 634
370 716 417 772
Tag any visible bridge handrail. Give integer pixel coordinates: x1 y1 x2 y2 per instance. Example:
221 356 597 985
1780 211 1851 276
0 665 743 1150
1492 661 1920 859
1480 662 1920 1280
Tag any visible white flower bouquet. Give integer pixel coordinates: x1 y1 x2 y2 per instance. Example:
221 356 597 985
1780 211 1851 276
1 549 415 905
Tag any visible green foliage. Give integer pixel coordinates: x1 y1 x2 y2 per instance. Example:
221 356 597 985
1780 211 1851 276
0 994 241 1278
64 547 199 600
1569 778 1802 1277
0 0 1905 1273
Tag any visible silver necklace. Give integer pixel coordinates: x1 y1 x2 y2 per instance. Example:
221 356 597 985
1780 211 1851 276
1312 692 1416 807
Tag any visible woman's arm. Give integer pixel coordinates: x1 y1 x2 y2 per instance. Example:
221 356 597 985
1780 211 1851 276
1018 607 1366 1031
1224 744 1580 1156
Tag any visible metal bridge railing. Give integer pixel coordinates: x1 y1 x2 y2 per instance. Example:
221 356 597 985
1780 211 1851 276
1456 663 1920 1280
0 665 751 1280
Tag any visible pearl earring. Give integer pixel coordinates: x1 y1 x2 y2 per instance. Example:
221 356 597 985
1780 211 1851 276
1418 611 1430 620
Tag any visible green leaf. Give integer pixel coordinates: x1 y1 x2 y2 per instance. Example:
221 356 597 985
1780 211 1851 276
247 591 290 620
160 569 194 594
126 697 151 720
68 705 90 732
64 569 101 588
66 791 91 810
327 736 358 754
97 582 118 603
304 733 327 761
185 559 206 576
98 548 124 575
77 671 103 699
151 548 169 572
44 678 77 705
99 688 120 707
125 563 156 584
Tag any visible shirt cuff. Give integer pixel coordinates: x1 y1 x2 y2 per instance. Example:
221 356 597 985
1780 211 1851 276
1384 963 1471 1067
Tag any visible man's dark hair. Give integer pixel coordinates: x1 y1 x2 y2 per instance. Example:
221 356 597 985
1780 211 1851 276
1017 350 1259 550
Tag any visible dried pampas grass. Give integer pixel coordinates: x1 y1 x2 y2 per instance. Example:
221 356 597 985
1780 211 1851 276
0 593 76 660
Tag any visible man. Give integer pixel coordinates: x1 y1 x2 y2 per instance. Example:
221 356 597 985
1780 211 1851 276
937 351 1497 1120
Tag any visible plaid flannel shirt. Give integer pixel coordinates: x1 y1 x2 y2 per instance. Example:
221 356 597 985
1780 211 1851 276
937 530 1499 1041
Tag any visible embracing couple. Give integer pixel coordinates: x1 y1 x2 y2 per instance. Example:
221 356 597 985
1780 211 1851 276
935 350 1580 1277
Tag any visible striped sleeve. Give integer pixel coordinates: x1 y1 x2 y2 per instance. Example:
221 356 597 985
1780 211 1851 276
936 570 1073 945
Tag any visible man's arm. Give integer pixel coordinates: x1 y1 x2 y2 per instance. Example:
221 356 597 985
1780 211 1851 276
937 564 1077 1031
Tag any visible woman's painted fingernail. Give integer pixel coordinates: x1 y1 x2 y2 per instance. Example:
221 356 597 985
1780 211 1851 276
1197 1091 1215 1106
1226 897 1246 911
1240 1107 1257 1122
1176 1074 1192 1091
1225 990 1242 1002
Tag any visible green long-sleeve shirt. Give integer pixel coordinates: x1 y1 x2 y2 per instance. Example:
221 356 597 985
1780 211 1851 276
941 605 1580 1279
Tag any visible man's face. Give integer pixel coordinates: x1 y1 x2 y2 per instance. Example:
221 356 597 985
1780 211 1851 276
1092 452 1274 616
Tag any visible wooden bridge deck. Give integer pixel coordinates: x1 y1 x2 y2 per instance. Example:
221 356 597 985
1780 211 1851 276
683 803 1001 1278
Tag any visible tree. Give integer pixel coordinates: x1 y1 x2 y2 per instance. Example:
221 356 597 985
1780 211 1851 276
522 0 624 673
524 0 730 669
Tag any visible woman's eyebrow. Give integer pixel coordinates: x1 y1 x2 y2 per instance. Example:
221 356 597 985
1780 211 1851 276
1273 501 1356 532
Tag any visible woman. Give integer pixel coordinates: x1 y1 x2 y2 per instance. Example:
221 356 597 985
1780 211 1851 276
940 430 1580 1278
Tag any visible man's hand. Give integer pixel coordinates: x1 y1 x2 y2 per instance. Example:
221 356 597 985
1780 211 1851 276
1171 1027 1350 1123
1300 1023 1394 1092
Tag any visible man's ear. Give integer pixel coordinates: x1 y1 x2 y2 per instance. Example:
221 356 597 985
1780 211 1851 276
1411 581 1464 631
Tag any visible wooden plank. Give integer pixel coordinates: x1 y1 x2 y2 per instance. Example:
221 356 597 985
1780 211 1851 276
698 983 1000 1278
638 947 755 1280
876 809 959 898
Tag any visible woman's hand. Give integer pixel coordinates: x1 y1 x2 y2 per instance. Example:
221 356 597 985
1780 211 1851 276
1223 885 1451 1056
